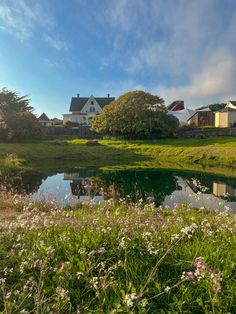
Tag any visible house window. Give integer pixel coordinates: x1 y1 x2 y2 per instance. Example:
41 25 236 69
91 101 94 105
90 107 95 112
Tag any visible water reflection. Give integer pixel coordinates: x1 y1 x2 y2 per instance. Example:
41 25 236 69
1 168 236 211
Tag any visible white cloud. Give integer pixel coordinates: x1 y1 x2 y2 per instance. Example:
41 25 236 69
0 0 70 52
155 50 236 107
43 35 71 51
101 0 236 106
0 0 54 41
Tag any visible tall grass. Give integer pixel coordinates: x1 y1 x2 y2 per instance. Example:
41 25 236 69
0 153 24 173
1 191 236 313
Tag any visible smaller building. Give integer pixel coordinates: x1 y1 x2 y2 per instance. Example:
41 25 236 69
187 108 214 127
51 118 63 126
214 101 236 128
38 113 53 126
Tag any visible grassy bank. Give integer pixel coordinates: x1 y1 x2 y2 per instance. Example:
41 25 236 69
0 137 236 175
0 190 236 313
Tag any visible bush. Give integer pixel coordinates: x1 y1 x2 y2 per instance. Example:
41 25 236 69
200 125 217 129
65 121 80 127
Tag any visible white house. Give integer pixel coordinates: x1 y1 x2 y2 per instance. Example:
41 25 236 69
63 93 115 125
215 101 236 128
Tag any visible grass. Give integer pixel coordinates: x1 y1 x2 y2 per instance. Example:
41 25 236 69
0 137 236 177
1 188 236 313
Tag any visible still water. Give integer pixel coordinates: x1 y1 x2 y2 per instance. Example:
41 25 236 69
3 168 236 211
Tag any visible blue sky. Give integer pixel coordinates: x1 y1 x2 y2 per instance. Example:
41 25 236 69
0 0 236 118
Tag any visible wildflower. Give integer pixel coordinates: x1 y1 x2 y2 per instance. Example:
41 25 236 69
78 247 86 254
124 293 138 307
164 286 171 292
181 271 195 282
56 287 70 302
77 272 84 279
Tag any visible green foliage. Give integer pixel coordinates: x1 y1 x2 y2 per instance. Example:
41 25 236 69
91 90 179 138
209 103 226 112
64 121 80 127
1 196 236 313
197 103 226 112
0 88 42 140
200 125 217 129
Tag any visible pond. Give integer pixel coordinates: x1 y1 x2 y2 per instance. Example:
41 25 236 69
2 168 236 211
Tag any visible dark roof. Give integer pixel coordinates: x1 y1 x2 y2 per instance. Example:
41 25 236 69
70 96 115 112
38 113 50 121
229 101 236 106
167 101 184 111
51 117 62 121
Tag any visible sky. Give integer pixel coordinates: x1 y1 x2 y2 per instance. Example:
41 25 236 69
0 0 236 118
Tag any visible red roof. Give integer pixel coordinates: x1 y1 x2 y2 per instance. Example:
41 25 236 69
167 101 185 111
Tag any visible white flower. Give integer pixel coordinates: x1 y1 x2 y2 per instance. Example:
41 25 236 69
124 293 138 307
164 286 171 292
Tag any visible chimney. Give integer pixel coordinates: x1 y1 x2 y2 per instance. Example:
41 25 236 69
77 93 80 97
107 93 110 98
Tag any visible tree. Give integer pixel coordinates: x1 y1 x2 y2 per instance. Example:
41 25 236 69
91 90 179 138
0 88 42 140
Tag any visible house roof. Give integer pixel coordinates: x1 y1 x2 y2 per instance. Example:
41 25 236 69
229 101 236 106
70 96 115 112
38 113 50 121
51 117 62 121
197 107 212 112
167 101 185 111
169 108 196 123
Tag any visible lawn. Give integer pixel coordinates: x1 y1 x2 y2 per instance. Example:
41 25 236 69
0 136 236 176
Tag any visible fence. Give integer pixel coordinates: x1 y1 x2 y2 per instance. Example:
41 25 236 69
41 126 100 140
180 127 236 138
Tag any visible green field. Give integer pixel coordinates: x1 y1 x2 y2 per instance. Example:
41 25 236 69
0 137 236 176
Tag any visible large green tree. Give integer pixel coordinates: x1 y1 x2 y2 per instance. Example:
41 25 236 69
0 88 42 140
91 90 179 138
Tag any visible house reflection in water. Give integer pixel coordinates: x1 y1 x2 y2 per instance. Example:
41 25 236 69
63 172 103 203
213 182 236 200
185 177 236 202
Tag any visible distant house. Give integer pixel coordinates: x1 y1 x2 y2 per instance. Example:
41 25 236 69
215 101 236 128
38 113 53 126
187 108 214 127
51 118 63 126
63 93 115 126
